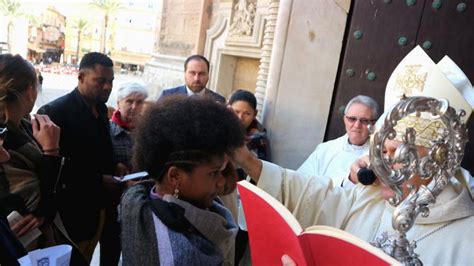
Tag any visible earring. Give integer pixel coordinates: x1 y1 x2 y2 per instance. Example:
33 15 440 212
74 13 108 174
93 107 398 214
173 188 179 199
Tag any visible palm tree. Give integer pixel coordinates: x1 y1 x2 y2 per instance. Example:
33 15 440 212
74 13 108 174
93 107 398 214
90 0 121 54
74 18 89 60
0 0 22 53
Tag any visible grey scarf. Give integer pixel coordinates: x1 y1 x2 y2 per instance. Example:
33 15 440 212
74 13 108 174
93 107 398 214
120 183 237 266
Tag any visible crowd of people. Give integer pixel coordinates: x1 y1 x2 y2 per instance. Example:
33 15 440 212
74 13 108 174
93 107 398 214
0 48 472 266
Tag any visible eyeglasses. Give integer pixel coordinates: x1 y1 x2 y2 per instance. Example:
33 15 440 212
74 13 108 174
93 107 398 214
344 116 375 126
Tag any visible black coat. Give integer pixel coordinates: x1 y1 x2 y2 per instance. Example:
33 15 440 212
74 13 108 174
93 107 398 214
37 88 114 242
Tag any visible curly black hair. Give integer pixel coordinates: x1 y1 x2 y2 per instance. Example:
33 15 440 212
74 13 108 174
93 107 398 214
133 95 245 182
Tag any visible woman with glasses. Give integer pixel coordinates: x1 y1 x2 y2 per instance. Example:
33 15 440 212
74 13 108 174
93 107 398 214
297 95 380 188
0 54 85 263
120 95 245 265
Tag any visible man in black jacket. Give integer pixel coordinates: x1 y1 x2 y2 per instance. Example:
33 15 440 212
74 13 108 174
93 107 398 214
37 52 114 263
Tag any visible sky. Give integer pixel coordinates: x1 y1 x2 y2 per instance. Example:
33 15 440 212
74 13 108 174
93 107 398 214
17 0 155 16
17 1 94 16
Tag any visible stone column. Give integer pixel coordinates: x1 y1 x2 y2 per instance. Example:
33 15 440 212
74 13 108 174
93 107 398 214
262 0 350 168
255 0 280 120
261 0 292 136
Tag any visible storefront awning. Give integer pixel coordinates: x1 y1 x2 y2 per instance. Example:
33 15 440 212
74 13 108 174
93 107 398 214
27 43 46 53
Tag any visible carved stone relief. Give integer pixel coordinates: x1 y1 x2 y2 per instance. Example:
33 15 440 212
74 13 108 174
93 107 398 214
229 0 257 37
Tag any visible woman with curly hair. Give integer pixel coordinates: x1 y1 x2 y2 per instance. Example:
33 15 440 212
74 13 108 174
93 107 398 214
120 95 245 265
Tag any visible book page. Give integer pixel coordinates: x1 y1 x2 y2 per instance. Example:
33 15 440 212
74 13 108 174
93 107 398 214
238 181 308 265
301 225 399 265
238 180 303 233
7 211 42 247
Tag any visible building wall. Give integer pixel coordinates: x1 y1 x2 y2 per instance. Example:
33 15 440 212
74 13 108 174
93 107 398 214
62 3 103 64
113 1 158 56
233 57 260 93
143 0 352 168
157 0 211 56
263 0 350 168
143 0 212 98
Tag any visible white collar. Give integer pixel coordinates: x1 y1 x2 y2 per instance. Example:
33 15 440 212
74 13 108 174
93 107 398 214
186 86 206 97
343 134 369 152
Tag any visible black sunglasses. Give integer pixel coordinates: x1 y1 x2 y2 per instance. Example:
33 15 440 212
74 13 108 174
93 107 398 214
344 116 375 126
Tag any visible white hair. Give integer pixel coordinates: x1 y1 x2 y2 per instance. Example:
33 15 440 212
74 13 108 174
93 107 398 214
116 82 148 101
344 95 380 119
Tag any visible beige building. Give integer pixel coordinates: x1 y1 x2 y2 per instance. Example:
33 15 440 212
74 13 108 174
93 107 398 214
143 0 474 171
63 16 102 65
110 1 159 72
27 6 66 63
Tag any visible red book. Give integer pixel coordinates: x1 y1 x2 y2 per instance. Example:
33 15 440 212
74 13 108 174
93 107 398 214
237 181 400 266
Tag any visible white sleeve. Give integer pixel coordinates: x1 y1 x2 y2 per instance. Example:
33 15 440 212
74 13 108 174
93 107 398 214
296 146 321 176
257 161 368 229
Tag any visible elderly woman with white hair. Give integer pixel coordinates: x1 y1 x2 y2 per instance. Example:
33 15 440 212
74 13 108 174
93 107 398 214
100 82 148 266
110 82 148 173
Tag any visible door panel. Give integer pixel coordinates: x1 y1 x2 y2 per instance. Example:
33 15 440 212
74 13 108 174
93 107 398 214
327 0 474 174
326 0 425 141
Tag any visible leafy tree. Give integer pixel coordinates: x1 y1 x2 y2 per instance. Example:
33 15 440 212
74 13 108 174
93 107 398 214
90 0 121 54
74 18 89 60
0 0 22 52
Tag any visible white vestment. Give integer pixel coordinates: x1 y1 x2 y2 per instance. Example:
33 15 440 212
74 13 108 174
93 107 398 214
258 161 474 265
297 134 368 188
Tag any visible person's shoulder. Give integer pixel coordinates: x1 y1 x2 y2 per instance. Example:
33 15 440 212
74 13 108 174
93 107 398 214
109 120 127 136
122 181 153 206
37 92 75 116
321 134 346 147
162 85 186 95
206 89 225 103
41 90 75 109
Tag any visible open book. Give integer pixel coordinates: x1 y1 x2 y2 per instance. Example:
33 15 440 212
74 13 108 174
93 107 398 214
237 181 400 266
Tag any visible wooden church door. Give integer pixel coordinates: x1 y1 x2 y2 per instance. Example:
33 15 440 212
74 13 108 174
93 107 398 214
325 0 474 173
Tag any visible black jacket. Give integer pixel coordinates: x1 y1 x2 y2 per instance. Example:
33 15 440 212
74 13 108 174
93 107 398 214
37 88 114 242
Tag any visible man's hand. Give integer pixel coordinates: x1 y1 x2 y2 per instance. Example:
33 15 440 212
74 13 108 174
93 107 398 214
114 163 131 177
349 155 369 184
231 145 263 183
220 160 237 196
0 138 10 163
32 114 60 155
11 213 44 237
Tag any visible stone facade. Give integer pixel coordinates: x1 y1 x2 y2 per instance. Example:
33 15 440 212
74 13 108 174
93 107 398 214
143 0 212 99
143 0 351 168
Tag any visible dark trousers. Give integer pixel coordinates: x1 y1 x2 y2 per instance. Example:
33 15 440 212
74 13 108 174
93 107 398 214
235 228 249 265
99 206 121 266
99 182 123 266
